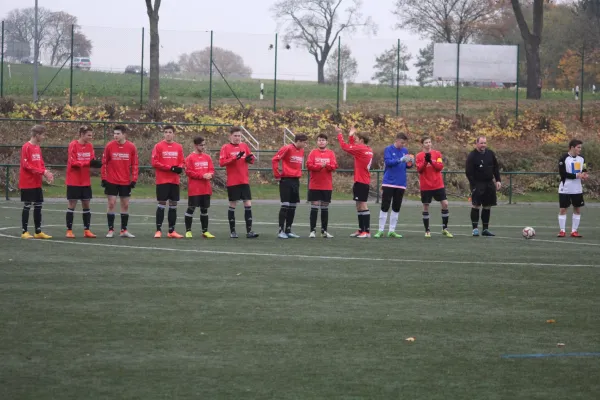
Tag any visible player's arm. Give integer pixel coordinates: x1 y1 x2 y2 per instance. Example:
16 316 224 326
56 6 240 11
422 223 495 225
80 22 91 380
244 144 255 164
415 152 427 173
558 154 578 180
68 142 88 168
207 156 215 176
306 150 322 172
465 152 475 187
326 151 338 171
431 151 444 171
178 146 185 168
21 146 45 175
271 145 289 179
492 151 501 183
100 144 109 181
384 147 401 168
219 145 236 166
131 145 139 183
151 145 171 171
185 156 202 180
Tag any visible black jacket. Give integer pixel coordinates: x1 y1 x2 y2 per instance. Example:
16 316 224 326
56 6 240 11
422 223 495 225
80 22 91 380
465 149 500 186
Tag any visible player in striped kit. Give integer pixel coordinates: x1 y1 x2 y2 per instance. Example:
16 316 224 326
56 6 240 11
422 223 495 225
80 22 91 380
184 136 215 238
558 139 587 237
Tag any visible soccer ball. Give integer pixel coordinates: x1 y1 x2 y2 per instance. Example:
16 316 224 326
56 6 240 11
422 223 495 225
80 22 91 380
522 226 535 239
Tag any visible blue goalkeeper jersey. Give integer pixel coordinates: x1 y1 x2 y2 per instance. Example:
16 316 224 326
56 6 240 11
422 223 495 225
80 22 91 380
382 144 411 188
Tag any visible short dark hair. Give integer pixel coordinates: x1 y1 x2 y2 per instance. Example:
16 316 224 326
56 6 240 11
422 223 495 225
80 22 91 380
357 132 369 144
421 136 431 144
30 125 46 137
193 136 205 145
476 136 486 144
230 126 242 134
295 134 308 142
114 125 127 133
163 125 176 132
317 133 328 140
396 133 408 141
569 139 583 149
79 125 93 135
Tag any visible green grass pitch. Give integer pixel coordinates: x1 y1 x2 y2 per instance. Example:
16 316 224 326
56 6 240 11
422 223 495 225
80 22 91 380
1 200 599 399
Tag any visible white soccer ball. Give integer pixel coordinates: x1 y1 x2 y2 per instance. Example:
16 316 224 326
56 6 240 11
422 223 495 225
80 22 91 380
522 226 535 239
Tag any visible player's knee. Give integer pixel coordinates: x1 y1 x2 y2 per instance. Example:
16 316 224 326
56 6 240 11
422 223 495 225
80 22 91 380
169 201 177 207
157 202 167 207
23 202 32 209
34 202 42 209
380 201 391 212
320 202 329 208
391 204 400 213
441 200 449 209
200 208 208 215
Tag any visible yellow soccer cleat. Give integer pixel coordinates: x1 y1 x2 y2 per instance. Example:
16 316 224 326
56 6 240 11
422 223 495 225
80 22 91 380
202 231 215 239
34 232 52 239
185 231 193 238
424 231 431 238
21 232 34 239
442 229 454 238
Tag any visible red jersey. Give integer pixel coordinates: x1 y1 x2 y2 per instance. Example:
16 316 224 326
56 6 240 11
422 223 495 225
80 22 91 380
19 142 46 189
66 140 95 187
185 152 214 196
415 150 445 191
306 148 338 190
271 144 304 179
219 142 254 186
151 140 185 185
101 140 139 185
337 134 373 185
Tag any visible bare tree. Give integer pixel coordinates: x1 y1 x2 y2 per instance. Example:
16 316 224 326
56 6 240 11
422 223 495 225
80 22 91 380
510 0 544 99
179 47 253 78
44 12 92 66
392 0 498 44
4 7 53 60
145 0 161 104
325 44 358 83
272 0 377 84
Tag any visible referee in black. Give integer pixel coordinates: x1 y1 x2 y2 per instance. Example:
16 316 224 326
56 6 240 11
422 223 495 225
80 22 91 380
465 136 501 236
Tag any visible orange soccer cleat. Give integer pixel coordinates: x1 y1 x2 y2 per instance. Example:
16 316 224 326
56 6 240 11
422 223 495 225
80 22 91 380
570 231 583 238
167 231 184 239
154 230 162 238
65 230 76 238
83 230 97 238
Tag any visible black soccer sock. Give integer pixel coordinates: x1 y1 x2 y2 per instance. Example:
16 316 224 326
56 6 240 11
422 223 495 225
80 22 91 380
156 204 165 231
321 205 329 232
200 208 209 233
286 203 297 233
168 206 177 233
471 208 480 229
481 208 491 230
442 209 449 229
363 210 371 233
357 211 364 232
107 212 116 231
22 203 31 233
66 208 75 230
82 209 91 230
120 213 129 231
310 205 319 231
33 203 42 234
228 207 236 232
244 206 252 233
422 211 430 232
278 204 288 233
184 208 194 232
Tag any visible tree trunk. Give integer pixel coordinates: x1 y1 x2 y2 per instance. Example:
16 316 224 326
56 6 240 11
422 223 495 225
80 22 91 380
317 61 326 84
148 16 160 104
523 38 542 99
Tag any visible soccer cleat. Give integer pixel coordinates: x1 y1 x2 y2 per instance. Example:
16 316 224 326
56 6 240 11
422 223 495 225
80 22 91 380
472 228 480 237
230 231 239 239
154 230 162 239
83 230 97 238
167 231 184 239
120 230 135 238
570 231 583 238
34 232 52 239
357 232 371 238
65 230 76 238
106 230 114 238
21 232 34 239
557 231 566 238
388 231 403 238
322 231 334 238
424 231 432 238
202 231 215 239
286 232 300 238
373 230 385 238
481 229 495 237
349 230 362 237
185 231 193 238
246 231 259 239
277 231 288 239
309 231 316 238
442 229 454 238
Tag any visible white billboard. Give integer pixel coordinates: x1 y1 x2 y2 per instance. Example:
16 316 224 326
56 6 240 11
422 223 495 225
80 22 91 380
433 43 518 83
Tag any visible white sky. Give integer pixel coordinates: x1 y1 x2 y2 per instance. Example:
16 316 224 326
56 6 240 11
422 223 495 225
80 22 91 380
0 0 428 83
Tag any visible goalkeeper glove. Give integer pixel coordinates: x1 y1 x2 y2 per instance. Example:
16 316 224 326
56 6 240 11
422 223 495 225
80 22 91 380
236 151 246 160
245 154 254 162
90 159 102 168
400 154 411 163
130 181 136 189
424 153 432 163
101 180 107 188
170 166 183 174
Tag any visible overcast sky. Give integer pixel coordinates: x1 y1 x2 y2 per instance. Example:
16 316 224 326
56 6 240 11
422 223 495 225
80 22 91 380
0 0 428 83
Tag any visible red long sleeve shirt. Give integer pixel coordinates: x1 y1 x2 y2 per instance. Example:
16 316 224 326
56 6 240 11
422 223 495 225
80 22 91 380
151 140 185 185
66 140 95 186
19 142 46 189
337 134 373 185
271 144 304 179
185 152 214 196
101 140 139 185
306 148 338 190
219 142 254 186
415 150 445 191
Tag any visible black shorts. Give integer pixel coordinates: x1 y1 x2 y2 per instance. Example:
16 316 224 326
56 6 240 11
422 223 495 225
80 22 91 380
20 188 43 203
353 182 370 202
67 185 92 200
104 182 131 197
421 188 447 204
279 177 301 204
156 183 180 202
559 193 584 208
381 186 405 212
188 195 211 209
307 189 332 203
471 182 496 207
227 184 252 202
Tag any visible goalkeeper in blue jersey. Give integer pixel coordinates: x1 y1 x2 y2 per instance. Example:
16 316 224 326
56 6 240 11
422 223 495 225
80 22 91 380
374 133 413 238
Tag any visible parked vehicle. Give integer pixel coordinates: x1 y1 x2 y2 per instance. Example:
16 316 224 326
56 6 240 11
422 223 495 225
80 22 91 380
125 65 148 75
73 57 91 70
21 58 42 66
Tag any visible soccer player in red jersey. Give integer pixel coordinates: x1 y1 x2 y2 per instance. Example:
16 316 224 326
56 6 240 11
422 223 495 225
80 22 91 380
219 126 259 239
306 133 338 238
101 125 139 238
19 125 54 239
184 136 215 238
151 125 185 238
336 126 374 238
272 133 308 239
415 136 453 238
66 125 102 239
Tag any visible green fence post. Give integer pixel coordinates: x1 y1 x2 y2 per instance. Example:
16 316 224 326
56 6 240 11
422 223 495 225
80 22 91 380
69 24 74 106
1 21 4 98
336 36 341 115
455 42 460 116
509 174 513 205
515 44 520 120
5 165 9 200
396 38 400 117
580 43 584 122
273 33 278 112
140 27 145 110
376 171 380 203
209 30 213 110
